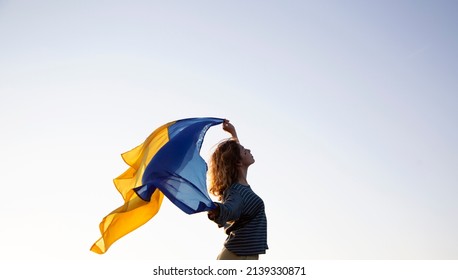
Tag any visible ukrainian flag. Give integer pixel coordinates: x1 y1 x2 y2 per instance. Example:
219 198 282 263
91 117 223 254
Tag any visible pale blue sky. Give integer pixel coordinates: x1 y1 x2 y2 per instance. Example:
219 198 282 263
1 0 457 261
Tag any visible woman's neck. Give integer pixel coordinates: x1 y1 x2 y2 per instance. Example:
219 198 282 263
237 167 249 185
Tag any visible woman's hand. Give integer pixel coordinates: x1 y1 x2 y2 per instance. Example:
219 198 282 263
208 204 220 220
223 119 238 141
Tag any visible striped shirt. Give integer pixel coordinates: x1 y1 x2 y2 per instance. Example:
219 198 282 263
213 183 268 256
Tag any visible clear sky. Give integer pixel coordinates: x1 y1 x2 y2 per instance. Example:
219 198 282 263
1 0 457 261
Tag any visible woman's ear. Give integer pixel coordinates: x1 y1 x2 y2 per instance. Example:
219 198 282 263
236 160 243 167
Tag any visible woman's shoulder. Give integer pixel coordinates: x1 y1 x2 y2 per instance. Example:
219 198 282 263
229 183 250 191
222 183 244 198
226 183 252 197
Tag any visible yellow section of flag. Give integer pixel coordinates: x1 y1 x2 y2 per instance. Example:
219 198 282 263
90 122 173 254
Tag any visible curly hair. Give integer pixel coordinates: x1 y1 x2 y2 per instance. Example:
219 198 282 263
208 140 241 201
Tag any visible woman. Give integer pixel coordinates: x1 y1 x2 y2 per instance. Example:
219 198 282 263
208 120 268 260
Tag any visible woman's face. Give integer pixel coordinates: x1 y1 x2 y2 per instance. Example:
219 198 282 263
239 144 255 166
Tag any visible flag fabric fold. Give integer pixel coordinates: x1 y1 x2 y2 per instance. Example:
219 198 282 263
91 117 223 254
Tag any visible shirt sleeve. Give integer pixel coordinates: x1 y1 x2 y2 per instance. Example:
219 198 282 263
213 188 243 227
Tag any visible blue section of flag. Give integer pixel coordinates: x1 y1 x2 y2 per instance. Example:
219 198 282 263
134 118 223 214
